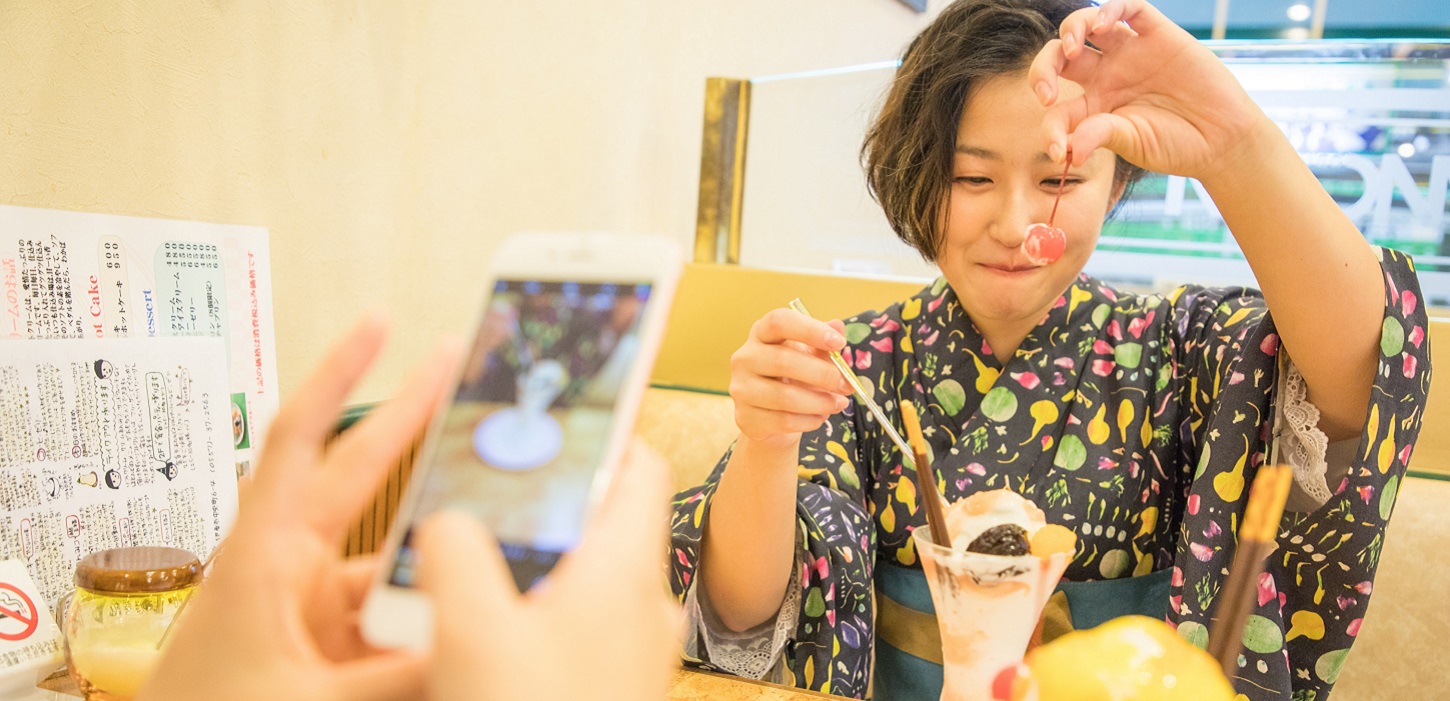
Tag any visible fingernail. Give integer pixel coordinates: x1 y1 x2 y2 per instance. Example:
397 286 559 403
825 331 846 348
840 379 854 394
835 396 849 411
1063 33 1076 55
1035 81 1052 104
1049 143 1063 163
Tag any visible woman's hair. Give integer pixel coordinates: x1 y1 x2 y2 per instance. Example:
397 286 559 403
862 0 1146 260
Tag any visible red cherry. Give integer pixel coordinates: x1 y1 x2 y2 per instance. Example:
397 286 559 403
1022 223 1066 265
991 663 1024 700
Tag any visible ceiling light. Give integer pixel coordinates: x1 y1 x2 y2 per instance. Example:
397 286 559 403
1397 142 1416 159
1286 4 1312 22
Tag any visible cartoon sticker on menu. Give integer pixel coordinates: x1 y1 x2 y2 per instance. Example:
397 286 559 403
146 371 175 484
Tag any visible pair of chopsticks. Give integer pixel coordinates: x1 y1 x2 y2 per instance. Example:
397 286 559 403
787 298 951 548
1205 465 1293 677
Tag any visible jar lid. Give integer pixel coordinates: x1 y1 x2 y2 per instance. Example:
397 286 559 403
74 546 202 593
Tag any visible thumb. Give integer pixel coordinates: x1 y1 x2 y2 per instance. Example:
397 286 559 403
1067 112 1140 167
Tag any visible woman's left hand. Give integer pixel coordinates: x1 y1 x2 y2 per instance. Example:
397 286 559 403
1028 0 1270 181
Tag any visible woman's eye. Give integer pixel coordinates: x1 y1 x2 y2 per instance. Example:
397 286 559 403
1044 178 1082 188
953 176 990 185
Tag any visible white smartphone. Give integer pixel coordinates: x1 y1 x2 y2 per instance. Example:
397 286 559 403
361 231 682 650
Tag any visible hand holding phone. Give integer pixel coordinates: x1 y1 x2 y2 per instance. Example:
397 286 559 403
140 315 451 701
362 232 682 650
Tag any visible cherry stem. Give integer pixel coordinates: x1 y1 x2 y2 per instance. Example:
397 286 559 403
1047 146 1073 228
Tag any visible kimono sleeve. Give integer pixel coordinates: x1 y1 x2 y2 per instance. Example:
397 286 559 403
1272 248 1431 697
1164 247 1432 699
668 398 879 698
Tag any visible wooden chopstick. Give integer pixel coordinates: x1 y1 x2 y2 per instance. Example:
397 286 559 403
900 402 951 549
1205 464 1293 677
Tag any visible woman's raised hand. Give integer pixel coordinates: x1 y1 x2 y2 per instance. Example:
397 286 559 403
728 308 854 449
1029 0 1270 183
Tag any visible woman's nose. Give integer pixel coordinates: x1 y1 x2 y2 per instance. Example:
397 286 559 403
987 192 1038 249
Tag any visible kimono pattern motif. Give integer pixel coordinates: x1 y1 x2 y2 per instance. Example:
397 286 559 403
668 247 1430 700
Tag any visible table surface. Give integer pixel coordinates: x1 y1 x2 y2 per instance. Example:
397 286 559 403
666 668 840 700
33 667 838 700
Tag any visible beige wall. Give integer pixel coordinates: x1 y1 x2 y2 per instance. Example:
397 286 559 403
0 0 939 402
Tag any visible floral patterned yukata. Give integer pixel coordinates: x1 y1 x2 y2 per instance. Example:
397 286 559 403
669 247 1431 701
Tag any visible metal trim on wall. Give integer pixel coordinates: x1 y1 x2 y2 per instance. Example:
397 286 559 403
694 77 751 265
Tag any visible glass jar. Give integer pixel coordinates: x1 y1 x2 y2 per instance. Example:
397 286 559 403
60 547 201 700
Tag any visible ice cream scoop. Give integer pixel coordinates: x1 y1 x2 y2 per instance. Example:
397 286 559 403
994 615 1237 701
946 489 1077 558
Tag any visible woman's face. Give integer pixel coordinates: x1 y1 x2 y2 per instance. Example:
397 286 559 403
937 71 1119 331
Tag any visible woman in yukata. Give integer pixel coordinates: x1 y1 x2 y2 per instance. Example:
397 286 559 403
668 0 1432 699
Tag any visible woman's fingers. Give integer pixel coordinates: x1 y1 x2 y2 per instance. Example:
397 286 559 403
1028 39 1069 106
1029 38 1104 110
750 308 846 354
1066 112 1140 167
732 374 846 416
734 405 831 441
730 310 856 440
732 342 851 395
1039 79 1091 162
1043 86 1138 165
1057 6 1100 60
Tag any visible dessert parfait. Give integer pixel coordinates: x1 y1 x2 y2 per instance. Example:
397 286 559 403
912 488 1077 701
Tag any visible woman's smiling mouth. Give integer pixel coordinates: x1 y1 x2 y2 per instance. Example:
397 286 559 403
981 261 1041 273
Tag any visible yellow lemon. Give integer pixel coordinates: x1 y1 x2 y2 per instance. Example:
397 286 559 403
1010 615 1236 701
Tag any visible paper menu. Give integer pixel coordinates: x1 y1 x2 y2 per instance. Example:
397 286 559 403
0 337 237 605
0 204 277 476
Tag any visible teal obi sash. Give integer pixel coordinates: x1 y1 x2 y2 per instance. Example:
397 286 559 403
872 563 1172 701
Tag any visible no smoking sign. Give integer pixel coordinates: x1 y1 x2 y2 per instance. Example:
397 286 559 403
0 583 39 642
0 560 63 692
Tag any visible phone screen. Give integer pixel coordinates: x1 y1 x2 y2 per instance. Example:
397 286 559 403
388 278 653 592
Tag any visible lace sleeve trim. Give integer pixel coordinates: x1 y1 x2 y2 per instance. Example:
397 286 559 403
681 551 801 681
1273 355 1355 511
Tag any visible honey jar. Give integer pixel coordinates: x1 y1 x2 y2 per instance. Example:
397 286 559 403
60 547 201 700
